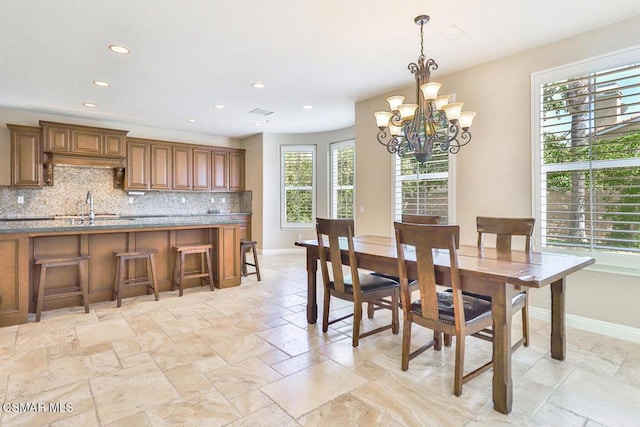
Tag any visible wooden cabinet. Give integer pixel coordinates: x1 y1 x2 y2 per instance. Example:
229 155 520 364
126 141 149 190
211 150 228 191
229 150 245 191
41 121 126 157
125 138 245 193
212 149 245 191
0 234 29 327
105 135 124 156
151 144 172 190
193 148 211 190
8 125 43 188
172 146 192 190
42 123 71 152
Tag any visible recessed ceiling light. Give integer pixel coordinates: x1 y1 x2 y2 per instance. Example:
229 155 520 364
108 45 130 54
186 118 197 123
213 104 225 109
302 105 313 110
254 123 263 127
251 83 265 89
93 80 110 87
83 103 97 108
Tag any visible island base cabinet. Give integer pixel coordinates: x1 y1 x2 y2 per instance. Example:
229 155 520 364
23 224 242 318
0 235 29 327
212 224 241 288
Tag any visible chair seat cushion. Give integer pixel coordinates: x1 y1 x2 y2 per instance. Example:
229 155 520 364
370 271 400 282
330 273 398 294
443 288 526 306
411 292 492 323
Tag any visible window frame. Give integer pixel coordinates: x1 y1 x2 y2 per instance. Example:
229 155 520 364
280 145 316 230
531 45 640 273
329 139 355 219
391 147 456 234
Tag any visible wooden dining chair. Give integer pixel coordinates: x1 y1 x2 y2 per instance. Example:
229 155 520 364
394 222 493 396
368 213 441 317
316 218 400 347
401 214 441 225
476 216 535 348
442 216 535 349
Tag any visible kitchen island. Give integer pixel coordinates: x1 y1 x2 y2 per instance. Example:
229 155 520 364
0 215 249 326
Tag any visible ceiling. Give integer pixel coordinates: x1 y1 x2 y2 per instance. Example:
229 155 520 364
1 0 640 139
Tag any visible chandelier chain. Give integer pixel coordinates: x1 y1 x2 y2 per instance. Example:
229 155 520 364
419 21 425 62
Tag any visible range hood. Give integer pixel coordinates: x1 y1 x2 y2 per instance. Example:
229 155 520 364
43 152 126 168
40 120 128 188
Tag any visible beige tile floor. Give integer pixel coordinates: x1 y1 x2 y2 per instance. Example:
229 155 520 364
1 252 640 426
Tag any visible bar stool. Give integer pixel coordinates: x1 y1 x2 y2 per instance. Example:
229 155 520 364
34 255 90 322
240 239 261 281
113 248 159 308
172 244 214 296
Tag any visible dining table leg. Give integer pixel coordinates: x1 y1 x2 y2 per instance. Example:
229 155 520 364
305 247 318 324
491 283 514 414
550 278 566 360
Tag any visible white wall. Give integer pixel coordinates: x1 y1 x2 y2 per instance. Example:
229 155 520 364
355 16 640 329
242 133 264 246
247 127 354 252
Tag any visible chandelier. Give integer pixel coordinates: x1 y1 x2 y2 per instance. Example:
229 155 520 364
374 15 476 163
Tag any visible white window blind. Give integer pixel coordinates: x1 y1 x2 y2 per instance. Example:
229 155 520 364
281 146 316 229
535 50 640 257
394 150 449 223
330 140 355 219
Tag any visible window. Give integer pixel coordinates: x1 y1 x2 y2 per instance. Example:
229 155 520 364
393 149 451 224
281 145 316 229
533 47 640 267
330 140 355 219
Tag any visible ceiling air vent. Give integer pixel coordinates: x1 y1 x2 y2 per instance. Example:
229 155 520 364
249 108 274 116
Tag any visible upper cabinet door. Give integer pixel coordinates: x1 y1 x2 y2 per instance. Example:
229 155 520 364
72 129 103 155
126 141 149 190
42 124 70 152
150 144 172 190
8 125 43 188
211 150 228 191
172 146 192 190
104 134 125 156
229 151 245 191
193 148 211 191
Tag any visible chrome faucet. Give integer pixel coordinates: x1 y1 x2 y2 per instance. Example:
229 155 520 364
86 191 95 222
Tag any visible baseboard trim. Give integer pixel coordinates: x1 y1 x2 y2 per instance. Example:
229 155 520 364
529 306 640 343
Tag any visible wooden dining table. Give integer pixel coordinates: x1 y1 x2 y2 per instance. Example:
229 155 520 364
295 235 595 414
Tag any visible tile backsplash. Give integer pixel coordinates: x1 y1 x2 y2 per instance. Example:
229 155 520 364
0 166 251 218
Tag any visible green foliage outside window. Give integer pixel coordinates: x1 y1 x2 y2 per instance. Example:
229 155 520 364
284 151 314 224
542 74 640 253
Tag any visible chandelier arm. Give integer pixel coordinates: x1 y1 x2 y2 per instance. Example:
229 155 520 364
389 111 403 127
377 129 404 155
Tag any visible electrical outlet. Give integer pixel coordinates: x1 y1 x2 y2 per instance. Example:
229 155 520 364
211 198 215 203
359 205 365 214
297 233 302 240
181 197 186 204
17 196 24 204
128 197 134 204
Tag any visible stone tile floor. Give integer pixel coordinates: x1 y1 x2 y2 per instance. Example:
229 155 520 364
1 252 639 426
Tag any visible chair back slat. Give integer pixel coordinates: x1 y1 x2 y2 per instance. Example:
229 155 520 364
316 218 359 294
394 223 462 323
401 214 441 225
476 216 535 252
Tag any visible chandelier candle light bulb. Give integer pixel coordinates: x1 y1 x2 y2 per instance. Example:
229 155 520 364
373 14 476 162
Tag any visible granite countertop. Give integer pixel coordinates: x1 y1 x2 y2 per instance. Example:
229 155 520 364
0 214 250 234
